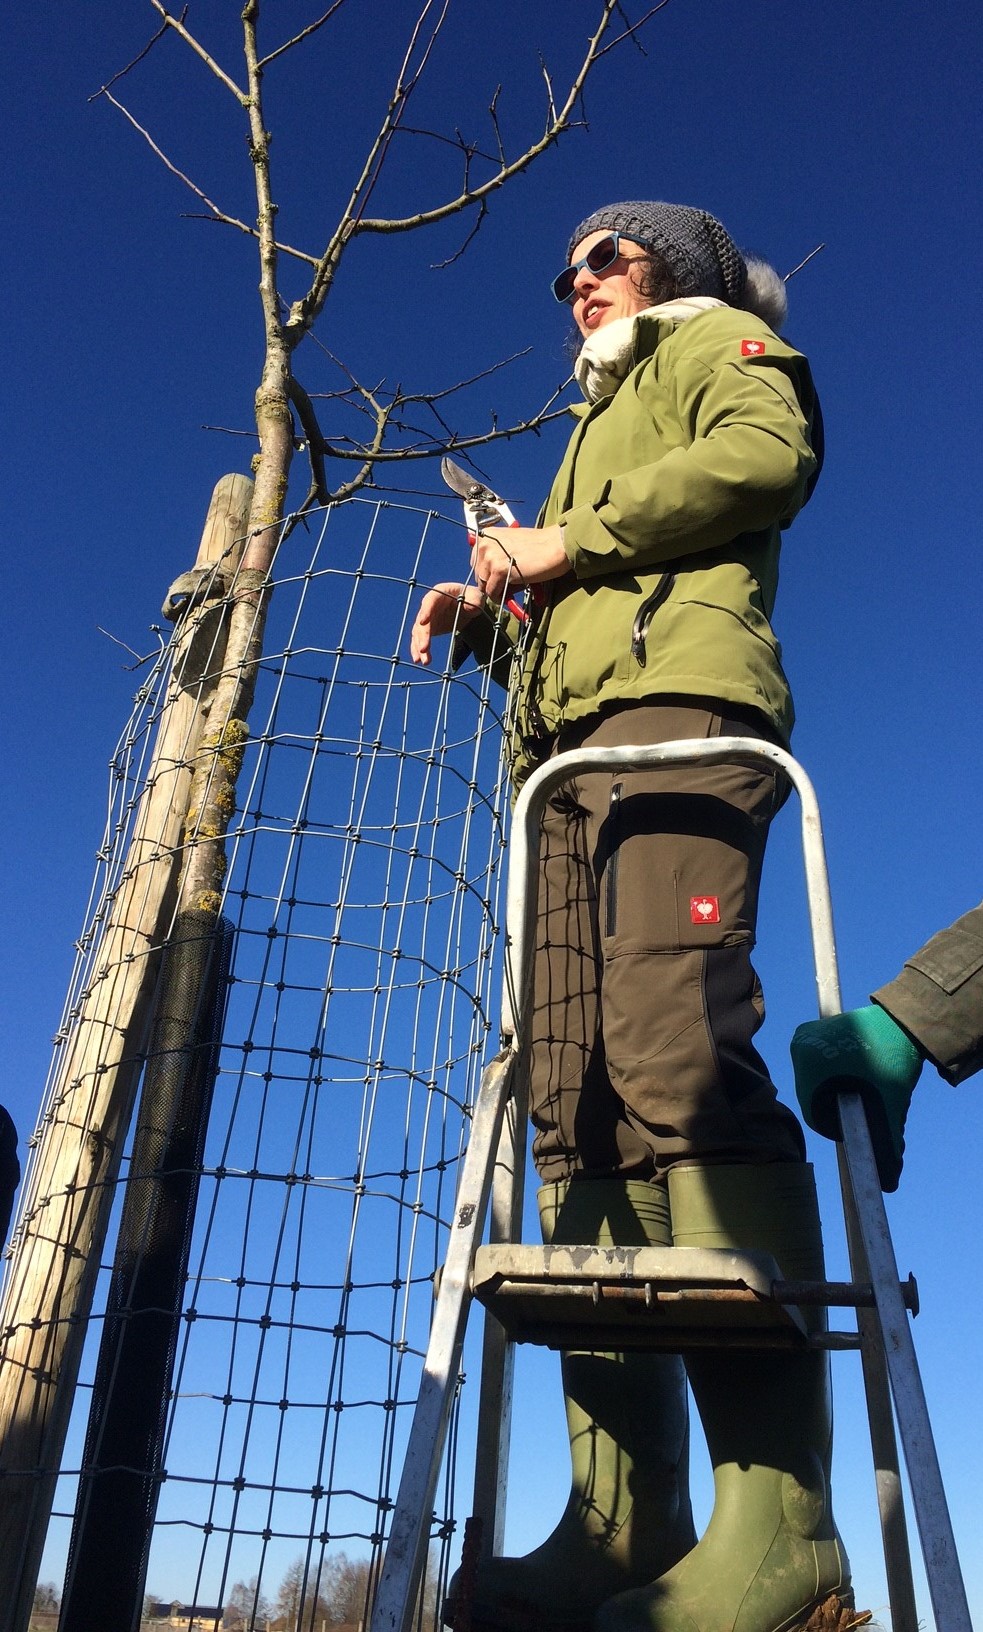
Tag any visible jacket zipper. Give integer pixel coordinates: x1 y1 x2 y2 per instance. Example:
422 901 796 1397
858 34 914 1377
605 781 623 936
631 572 676 665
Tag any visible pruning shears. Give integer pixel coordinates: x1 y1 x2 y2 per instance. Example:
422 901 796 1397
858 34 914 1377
440 456 529 622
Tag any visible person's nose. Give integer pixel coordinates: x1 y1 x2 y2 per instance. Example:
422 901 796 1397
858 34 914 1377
572 262 599 297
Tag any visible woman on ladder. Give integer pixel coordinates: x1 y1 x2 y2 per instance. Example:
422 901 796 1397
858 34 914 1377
412 201 854 1632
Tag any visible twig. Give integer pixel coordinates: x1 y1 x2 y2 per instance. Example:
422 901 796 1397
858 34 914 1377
181 212 319 266
97 626 164 671
259 0 349 68
87 9 179 101
431 201 488 269
784 242 826 282
149 1 248 102
352 0 623 237
595 0 673 60
100 89 255 238
612 0 657 55
395 123 500 167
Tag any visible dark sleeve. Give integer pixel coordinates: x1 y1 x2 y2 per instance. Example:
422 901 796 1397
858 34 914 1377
0 1105 19 1245
451 602 519 692
872 904 983 1085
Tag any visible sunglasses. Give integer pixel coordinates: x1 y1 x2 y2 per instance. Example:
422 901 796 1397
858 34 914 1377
551 232 625 304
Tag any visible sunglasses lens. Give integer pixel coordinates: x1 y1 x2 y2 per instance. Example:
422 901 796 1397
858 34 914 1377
552 268 577 302
551 234 621 302
586 234 619 273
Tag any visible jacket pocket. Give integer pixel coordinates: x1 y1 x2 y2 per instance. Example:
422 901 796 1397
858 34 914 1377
631 573 676 665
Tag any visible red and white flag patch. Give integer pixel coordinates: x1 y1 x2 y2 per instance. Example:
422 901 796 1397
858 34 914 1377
741 339 766 357
690 896 720 925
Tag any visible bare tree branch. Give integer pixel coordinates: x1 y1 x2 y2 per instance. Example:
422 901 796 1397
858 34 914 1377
258 0 349 68
395 123 501 168
99 89 319 265
594 0 673 60
99 89 254 229
313 391 574 464
98 0 668 897
488 85 508 168
87 9 177 102
351 0 622 236
181 211 319 266
784 242 826 281
200 424 258 440
149 1 248 102
282 0 458 340
611 0 657 56
539 59 557 127
431 200 488 269
340 0 454 236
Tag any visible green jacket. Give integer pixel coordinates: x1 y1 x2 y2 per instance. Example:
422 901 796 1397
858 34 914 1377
466 304 821 786
873 905 983 1085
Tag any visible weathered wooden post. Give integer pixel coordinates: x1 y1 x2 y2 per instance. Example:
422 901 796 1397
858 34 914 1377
0 474 253 1632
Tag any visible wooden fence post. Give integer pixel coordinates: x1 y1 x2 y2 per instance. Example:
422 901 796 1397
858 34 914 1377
0 474 254 1632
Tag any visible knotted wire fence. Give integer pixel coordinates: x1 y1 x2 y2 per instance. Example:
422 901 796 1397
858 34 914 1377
2 488 516 1629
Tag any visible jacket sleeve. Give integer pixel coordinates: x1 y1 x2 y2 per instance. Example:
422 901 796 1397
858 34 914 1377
872 905 983 1085
451 601 519 691
560 333 819 579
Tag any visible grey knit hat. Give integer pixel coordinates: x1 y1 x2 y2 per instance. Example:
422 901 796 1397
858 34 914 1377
568 200 748 305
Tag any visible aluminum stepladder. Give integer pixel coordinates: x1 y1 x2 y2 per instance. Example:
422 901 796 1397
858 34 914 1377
370 739 972 1632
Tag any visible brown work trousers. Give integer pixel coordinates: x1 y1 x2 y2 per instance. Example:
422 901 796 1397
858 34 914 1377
528 701 806 1184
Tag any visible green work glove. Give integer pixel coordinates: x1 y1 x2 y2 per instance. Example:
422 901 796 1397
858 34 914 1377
790 1005 924 1192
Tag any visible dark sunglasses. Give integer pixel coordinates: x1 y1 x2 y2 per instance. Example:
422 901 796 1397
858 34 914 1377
551 232 624 304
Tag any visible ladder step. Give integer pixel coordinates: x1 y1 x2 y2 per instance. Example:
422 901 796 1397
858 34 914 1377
471 1244 813 1351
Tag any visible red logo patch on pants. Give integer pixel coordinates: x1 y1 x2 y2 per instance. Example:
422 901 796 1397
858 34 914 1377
690 895 720 925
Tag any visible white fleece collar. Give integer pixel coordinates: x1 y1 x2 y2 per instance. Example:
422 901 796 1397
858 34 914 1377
574 296 726 404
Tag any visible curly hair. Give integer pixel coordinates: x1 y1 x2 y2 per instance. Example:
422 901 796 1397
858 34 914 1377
628 249 686 306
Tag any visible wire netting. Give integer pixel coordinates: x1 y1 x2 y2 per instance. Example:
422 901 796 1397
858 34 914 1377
6 493 517 1628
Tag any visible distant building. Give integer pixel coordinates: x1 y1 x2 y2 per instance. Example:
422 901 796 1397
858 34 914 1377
143 1603 226 1630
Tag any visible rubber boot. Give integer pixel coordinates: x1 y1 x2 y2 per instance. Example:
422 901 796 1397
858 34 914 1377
445 1178 696 1632
595 1163 856 1632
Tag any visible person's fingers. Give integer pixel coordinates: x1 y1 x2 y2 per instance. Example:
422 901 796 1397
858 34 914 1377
410 584 478 664
410 604 432 665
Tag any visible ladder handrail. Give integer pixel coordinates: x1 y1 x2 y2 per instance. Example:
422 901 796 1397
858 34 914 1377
372 739 970 1632
503 737 839 1043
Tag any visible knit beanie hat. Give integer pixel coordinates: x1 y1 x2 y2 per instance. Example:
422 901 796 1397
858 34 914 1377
567 201 787 328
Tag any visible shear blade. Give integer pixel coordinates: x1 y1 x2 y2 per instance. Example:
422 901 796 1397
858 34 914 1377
441 456 496 503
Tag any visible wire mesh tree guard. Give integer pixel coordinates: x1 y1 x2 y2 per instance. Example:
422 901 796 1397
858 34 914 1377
1 485 516 1631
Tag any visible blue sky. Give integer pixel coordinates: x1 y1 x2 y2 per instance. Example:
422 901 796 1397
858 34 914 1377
4 0 982 1623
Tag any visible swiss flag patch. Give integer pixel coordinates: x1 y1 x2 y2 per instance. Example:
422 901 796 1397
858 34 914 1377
741 339 766 356
690 896 720 925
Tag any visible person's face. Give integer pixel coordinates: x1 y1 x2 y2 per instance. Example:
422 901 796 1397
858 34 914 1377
567 231 650 338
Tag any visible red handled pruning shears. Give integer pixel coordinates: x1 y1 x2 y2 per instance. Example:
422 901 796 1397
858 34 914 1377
440 456 529 622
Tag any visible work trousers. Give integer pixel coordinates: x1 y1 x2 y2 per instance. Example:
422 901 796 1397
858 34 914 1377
528 701 806 1184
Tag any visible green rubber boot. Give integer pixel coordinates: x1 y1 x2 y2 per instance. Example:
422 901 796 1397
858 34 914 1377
595 1163 856 1632
445 1178 696 1632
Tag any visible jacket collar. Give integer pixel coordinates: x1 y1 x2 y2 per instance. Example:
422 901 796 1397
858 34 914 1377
574 296 727 404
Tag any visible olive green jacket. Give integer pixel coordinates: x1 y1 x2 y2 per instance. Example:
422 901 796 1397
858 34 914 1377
874 905 983 1085
464 304 822 786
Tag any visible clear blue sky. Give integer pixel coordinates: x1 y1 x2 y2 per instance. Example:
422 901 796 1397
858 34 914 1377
4 1 981 1623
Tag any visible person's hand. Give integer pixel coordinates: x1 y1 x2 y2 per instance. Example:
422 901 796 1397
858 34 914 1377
790 1005 924 1192
472 524 571 605
410 583 483 667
